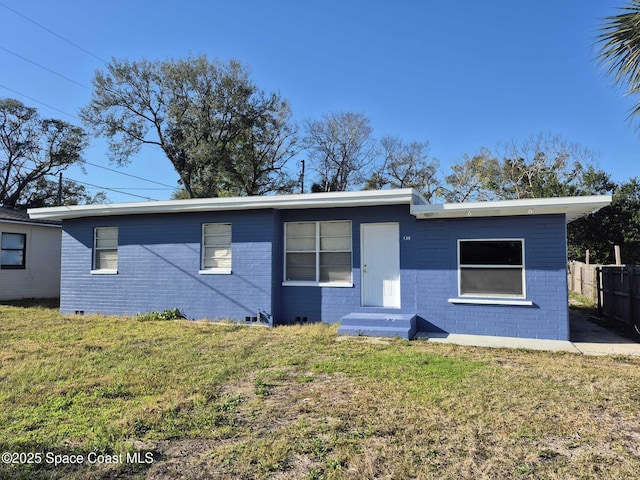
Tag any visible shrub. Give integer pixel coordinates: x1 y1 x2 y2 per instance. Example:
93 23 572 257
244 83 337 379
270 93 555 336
135 308 186 322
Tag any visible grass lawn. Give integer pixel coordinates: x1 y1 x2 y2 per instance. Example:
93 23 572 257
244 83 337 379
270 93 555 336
1 303 639 479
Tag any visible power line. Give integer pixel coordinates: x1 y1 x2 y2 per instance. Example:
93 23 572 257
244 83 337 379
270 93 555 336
0 45 90 90
98 187 173 191
0 158 159 201
0 2 108 64
0 96 177 190
61 176 158 201
0 82 80 120
80 160 177 188
0 5 173 202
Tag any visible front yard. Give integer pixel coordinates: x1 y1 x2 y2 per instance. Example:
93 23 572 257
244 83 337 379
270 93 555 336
1 302 639 479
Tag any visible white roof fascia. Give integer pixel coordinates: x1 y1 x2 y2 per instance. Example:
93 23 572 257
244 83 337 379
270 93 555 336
28 188 418 221
0 218 61 228
410 195 612 223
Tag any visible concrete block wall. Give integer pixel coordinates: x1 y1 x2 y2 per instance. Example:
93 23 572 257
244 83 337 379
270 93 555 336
278 209 569 340
60 210 275 320
413 214 569 340
278 205 420 324
59 204 570 340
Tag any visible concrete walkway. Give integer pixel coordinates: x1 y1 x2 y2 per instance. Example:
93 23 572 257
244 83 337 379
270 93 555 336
416 310 640 356
569 310 640 356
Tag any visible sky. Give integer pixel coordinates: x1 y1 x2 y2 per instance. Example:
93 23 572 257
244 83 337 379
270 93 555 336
1 0 638 203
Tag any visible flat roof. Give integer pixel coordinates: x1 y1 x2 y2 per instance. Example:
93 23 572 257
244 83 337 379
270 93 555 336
27 189 611 224
27 189 421 220
410 195 613 223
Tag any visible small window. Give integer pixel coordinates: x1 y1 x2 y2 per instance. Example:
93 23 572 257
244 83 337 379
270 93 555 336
1 233 26 269
284 220 352 286
93 227 118 273
201 223 232 274
458 239 524 297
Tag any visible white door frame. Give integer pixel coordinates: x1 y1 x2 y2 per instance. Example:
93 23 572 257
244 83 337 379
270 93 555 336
361 222 401 308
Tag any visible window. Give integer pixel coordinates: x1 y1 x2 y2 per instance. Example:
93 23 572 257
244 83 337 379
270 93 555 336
201 223 232 274
93 227 118 273
1 233 26 269
284 220 352 286
458 239 525 298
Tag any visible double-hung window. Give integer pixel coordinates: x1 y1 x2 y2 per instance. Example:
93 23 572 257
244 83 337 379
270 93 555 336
93 227 118 274
1 233 26 269
284 220 352 286
200 223 232 274
458 239 525 298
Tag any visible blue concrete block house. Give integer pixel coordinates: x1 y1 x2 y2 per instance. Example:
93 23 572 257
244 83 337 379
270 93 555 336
28 189 610 341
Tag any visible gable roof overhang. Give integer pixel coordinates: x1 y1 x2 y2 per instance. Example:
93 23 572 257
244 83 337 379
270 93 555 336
27 188 422 221
27 189 611 224
410 195 613 223
0 206 61 228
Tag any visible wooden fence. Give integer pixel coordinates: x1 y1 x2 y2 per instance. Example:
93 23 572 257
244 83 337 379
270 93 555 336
598 265 640 328
568 261 600 302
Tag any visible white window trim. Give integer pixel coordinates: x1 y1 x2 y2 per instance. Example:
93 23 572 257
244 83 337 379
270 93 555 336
282 280 353 288
200 223 232 275
448 298 533 306
282 220 353 287
455 238 527 301
91 227 118 275
199 268 232 275
90 269 119 275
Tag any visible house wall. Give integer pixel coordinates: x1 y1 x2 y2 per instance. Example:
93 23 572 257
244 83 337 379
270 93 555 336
413 214 569 340
278 207 568 340
0 222 61 300
59 205 569 340
60 210 276 319
278 205 417 324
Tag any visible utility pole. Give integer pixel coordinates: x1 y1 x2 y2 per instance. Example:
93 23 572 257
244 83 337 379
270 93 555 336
58 172 63 206
299 159 305 194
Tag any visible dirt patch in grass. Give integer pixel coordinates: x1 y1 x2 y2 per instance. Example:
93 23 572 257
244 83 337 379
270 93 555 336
1 306 640 479
138 352 640 479
139 370 640 479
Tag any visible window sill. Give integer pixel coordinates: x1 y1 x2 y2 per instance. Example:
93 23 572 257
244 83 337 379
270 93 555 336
90 269 118 275
282 281 353 288
199 269 232 275
448 297 533 306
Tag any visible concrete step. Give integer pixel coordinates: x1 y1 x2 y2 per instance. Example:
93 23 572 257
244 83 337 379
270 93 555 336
339 313 417 340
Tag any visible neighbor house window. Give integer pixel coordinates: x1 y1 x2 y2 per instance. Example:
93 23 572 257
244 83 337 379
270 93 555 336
200 223 232 274
458 239 525 297
1 233 26 269
93 227 118 273
284 220 352 286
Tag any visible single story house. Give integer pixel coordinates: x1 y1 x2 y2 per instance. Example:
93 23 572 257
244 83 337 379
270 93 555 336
28 189 610 340
0 206 61 301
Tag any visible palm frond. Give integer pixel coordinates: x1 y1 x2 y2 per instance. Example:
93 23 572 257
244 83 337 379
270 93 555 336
597 1 640 126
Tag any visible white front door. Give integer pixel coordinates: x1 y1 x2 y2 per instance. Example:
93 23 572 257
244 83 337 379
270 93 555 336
361 223 401 308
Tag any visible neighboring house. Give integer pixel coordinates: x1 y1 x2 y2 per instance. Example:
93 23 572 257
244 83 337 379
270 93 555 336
28 189 610 340
0 206 61 301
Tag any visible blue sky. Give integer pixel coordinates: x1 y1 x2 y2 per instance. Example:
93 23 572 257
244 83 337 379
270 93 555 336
1 0 638 203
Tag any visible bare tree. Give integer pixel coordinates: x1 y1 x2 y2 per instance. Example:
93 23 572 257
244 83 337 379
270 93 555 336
445 134 599 201
493 133 596 199
368 136 441 201
444 148 500 202
305 112 377 192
